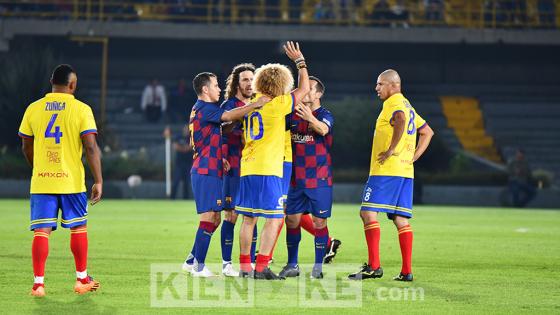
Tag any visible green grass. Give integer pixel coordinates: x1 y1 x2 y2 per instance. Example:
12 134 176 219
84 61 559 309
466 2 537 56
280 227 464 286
0 199 559 314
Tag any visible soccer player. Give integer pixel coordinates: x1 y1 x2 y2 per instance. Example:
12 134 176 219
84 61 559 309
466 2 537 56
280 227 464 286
348 69 434 281
236 41 310 280
18 64 102 297
279 76 339 279
182 72 269 277
220 63 258 277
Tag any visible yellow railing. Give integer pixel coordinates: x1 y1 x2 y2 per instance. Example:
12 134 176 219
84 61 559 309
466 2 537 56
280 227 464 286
0 0 557 29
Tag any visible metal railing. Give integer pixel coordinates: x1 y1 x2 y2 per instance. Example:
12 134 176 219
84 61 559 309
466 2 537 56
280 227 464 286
0 0 557 29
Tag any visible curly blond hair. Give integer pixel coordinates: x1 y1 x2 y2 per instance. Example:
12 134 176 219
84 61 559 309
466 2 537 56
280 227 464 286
252 63 294 98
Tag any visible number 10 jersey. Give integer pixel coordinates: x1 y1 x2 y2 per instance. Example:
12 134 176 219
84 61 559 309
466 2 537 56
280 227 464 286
18 92 97 193
240 93 294 178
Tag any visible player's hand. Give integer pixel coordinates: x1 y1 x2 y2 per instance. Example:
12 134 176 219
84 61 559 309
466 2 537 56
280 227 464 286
90 183 102 205
284 41 304 62
377 149 395 165
295 103 314 122
223 158 231 172
253 95 271 109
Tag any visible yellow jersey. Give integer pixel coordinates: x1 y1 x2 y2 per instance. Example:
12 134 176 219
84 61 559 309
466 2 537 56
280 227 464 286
18 93 98 194
369 93 425 178
284 129 292 163
240 93 294 177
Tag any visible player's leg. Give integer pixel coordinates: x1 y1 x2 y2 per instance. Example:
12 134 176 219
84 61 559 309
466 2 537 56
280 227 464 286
188 174 223 277
393 177 414 281
220 175 240 276
279 212 302 278
308 187 333 278
29 194 59 296
238 214 257 275
255 217 284 276
60 193 100 293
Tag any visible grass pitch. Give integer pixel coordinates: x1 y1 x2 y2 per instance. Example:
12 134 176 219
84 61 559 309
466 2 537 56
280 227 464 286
0 199 559 314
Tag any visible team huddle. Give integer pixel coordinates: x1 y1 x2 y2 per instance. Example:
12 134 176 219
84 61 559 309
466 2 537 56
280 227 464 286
19 41 433 295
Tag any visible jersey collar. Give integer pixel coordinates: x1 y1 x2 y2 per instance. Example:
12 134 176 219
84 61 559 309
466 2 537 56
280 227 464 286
46 92 75 99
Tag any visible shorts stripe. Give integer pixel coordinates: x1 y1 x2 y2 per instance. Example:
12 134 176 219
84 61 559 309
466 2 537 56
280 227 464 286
235 206 284 215
61 216 87 224
361 202 412 213
30 218 58 224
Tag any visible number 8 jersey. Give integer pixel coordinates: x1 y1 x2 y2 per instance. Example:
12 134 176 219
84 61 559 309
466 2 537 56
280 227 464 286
369 93 426 179
240 93 294 178
18 93 97 194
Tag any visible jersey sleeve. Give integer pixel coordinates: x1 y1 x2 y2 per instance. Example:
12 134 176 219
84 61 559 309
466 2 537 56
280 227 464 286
220 99 236 111
317 110 334 134
414 111 427 131
272 93 295 116
202 104 225 124
18 107 34 139
80 106 98 137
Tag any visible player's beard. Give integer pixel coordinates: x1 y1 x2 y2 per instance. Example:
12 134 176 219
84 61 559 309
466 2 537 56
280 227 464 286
241 88 253 100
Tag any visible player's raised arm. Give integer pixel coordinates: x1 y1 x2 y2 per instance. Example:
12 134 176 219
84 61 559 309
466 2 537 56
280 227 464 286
82 134 103 205
220 95 271 122
413 123 434 162
284 41 310 104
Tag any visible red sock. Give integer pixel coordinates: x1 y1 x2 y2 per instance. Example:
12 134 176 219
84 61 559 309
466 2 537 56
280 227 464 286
364 221 380 269
255 254 270 273
32 231 49 280
70 226 88 277
269 219 285 257
300 214 315 235
398 225 413 274
239 254 252 272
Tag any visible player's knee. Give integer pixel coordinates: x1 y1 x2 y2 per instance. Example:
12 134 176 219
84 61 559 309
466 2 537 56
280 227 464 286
360 211 375 223
285 215 300 228
393 216 409 229
312 217 327 229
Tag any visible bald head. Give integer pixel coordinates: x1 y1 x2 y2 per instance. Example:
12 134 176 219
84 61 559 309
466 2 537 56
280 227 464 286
375 69 402 100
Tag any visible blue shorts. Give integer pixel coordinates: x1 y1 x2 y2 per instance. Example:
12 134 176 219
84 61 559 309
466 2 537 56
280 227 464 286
282 162 292 199
286 186 333 218
223 175 240 210
360 176 414 219
235 175 284 219
191 173 223 214
30 193 88 231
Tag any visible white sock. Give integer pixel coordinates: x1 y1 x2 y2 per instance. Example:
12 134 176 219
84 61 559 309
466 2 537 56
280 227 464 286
76 270 87 279
34 276 44 284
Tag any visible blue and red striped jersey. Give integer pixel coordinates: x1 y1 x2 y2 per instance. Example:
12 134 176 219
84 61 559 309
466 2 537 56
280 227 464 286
189 100 225 178
221 97 245 177
290 106 334 188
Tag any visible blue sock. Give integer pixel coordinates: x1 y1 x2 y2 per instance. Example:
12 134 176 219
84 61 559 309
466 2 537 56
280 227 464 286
287 227 301 267
314 226 329 270
250 224 258 263
221 220 235 263
193 221 215 271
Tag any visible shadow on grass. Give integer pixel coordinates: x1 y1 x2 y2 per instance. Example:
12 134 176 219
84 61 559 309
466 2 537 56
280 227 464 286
33 294 118 314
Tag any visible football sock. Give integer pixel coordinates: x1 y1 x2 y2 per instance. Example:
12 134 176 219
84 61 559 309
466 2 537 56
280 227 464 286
185 245 195 264
300 214 315 235
255 254 270 273
250 225 258 263
70 226 88 279
314 226 329 269
220 220 235 263
32 231 49 284
239 254 252 272
364 221 381 269
286 227 301 267
193 221 216 271
398 224 413 275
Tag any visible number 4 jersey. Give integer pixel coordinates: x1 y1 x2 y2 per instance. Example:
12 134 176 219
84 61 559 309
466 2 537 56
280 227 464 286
18 93 97 194
369 93 426 179
240 93 294 178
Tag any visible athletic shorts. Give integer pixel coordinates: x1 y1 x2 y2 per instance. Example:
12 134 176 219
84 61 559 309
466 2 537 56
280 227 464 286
30 193 88 231
360 175 414 219
286 186 333 218
223 175 240 210
235 175 284 219
191 173 223 214
282 162 292 200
